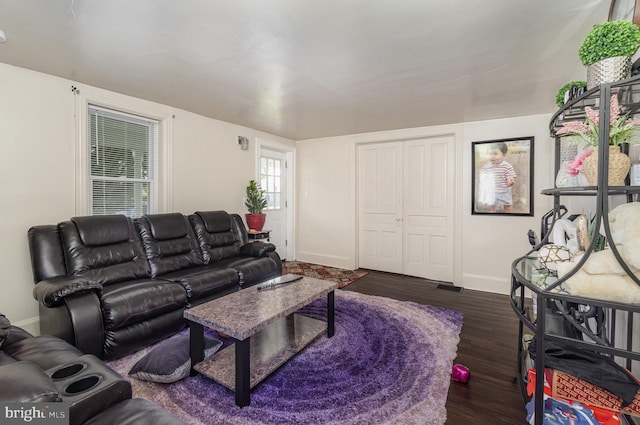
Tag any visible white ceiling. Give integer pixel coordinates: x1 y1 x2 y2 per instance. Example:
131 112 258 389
0 0 610 140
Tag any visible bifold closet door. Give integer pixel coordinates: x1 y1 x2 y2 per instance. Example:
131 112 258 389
357 142 403 273
357 136 454 281
402 137 454 282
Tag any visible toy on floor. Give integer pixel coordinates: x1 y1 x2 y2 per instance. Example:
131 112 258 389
451 364 470 383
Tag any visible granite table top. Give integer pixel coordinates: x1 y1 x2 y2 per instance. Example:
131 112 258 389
184 275 338 340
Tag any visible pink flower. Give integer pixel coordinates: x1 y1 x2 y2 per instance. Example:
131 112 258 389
565 151 593 176
610 95 622 126
585 106 599 124
556 121 590 135
555 95 639 146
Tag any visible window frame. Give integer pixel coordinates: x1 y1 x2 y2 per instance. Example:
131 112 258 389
74 86 173 216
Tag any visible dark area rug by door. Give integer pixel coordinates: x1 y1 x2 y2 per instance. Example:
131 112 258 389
108 291 463 425
282 261 368 288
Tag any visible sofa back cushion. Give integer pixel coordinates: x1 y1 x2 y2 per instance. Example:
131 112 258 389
28 225 68 283
189 211 242 264
135 213 204 277
59 215 150 285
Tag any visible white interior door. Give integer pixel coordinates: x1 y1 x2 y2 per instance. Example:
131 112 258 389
357 136 454 282
403 137 454 281
259 149 287 258
357 142 403 273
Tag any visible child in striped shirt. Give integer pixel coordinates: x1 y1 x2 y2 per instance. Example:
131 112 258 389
478 142 516 213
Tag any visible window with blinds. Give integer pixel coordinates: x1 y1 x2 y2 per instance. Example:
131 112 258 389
260 156 282 210
87 105 158 217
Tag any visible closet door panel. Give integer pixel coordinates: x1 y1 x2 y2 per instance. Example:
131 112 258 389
403 137 454 281
357 143 403 273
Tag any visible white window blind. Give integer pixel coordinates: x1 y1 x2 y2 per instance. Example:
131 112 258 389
87 105 158 217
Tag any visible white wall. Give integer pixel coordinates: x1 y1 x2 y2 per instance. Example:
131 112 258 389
296 114 554 295
460 115 553 293
0 63 294 332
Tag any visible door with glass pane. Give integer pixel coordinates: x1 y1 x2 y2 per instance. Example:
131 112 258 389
260 149 287 257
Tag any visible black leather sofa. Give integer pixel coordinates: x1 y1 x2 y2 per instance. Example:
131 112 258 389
28 211 282 360
0 313 185 425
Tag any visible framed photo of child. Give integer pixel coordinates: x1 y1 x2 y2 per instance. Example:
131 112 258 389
472 137 534 216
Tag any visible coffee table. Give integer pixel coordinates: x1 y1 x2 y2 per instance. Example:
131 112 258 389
184 275 338 407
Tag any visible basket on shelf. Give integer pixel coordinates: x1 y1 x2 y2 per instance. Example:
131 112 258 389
581 145 631 186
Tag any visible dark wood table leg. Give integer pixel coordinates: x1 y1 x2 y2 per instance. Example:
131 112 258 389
235 337 251 407
189 322 204 376
327 290 335 338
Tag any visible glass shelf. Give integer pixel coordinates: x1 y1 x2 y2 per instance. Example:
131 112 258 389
541 186 640 196
512 256 640 311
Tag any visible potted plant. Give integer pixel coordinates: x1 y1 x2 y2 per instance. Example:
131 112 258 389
556 95 640 185
578 20 640 88
555 81 587 108
244 180 268 231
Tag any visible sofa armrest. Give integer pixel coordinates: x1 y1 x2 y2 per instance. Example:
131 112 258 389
33 276 103 308
240 241 276 257
0 361 61 402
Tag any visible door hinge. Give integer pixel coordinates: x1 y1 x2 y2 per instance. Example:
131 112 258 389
285 240 288 246
285 200 288 208
285 161 288 168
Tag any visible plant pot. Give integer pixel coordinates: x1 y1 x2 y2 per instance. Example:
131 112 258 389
245 213 266 231
581 145 631 186
586 56 631 89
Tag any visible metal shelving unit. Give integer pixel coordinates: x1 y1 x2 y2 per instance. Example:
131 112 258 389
511 75 640 425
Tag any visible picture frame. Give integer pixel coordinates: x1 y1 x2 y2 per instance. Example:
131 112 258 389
471 137 534 216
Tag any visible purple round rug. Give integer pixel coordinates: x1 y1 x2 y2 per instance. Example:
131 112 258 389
109 290 463 425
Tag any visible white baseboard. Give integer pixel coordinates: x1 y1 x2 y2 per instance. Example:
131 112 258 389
13 316 40 336
459 273 510 295
294 251 355 270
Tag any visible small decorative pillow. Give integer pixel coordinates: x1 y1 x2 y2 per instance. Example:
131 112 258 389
129 334 222 383
0 313 11 349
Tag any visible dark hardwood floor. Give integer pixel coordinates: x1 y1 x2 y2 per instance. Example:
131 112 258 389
344 270 528 425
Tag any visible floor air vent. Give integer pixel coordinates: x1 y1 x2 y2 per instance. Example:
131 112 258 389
436 284 463 292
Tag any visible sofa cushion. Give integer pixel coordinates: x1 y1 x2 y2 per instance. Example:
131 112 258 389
129 334 222 383
83 398 186 425
72 215 131 246
145 213 188 241
189 212 243 264
0 352 15 366
60 217 150 285
195 210 232 233
160 266 238 300
0 313 10 348
136 214 204 277
101 279 188 330
2 335 84 370
216 256 280 286
0 361 61 402
104 309 187 360
4 326 32 348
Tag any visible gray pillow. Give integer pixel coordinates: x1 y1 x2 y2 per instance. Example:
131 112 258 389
129 334 222 383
